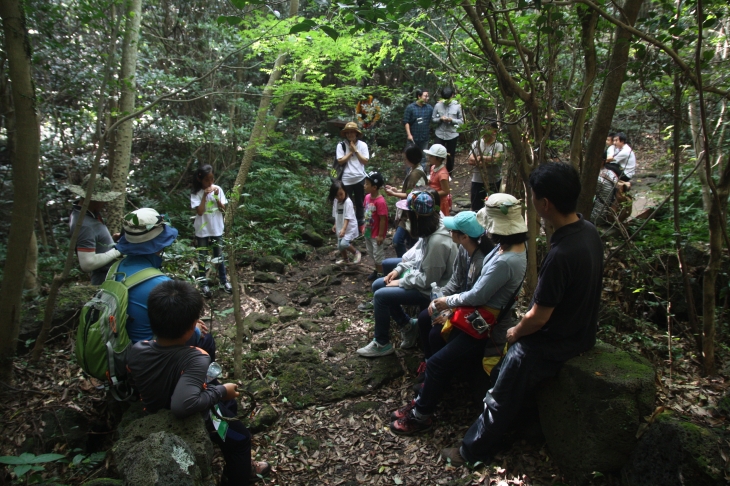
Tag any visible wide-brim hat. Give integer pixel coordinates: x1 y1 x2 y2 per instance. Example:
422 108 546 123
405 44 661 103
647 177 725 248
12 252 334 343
340 121 362 138
67 174 122 202
443 211 486 238
423 144 448 159
115 208 178 255
396 190 439 215
484 193 527 235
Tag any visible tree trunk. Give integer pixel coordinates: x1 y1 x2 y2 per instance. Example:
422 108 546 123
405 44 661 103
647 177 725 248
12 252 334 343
0 0 41 382
577 0 645 216
106 0 143 233
227 0 300 380
569 5 598 170
23 232 39 296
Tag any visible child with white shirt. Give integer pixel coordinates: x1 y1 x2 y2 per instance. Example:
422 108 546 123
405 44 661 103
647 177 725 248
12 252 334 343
329 180 362 264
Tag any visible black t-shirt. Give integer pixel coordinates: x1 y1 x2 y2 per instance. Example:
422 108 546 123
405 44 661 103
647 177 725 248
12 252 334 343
520 215 604 361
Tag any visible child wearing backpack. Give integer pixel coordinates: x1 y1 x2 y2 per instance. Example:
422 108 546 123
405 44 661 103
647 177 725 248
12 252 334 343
127 280 270 484
328 180 362 265
191 165 230 298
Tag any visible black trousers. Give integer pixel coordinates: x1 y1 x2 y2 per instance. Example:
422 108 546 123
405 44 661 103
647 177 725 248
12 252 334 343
470 179 501 211
207 398 252 485
605 162 631 182
344 179 365 227
435 136 458 175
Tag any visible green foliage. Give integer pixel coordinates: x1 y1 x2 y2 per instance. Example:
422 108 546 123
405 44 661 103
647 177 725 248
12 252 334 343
0 452 65 482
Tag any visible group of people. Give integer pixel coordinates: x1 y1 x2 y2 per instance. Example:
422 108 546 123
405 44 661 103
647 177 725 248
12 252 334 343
68 173 268 484
353 162 604 467
592 131 637 225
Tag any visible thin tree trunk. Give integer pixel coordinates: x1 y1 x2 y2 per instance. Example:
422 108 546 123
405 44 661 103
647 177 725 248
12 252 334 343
569 5 598 170
0 0 41 382
577 0 645 216
227 0 300 380
23 232 39 297
107 0 143 233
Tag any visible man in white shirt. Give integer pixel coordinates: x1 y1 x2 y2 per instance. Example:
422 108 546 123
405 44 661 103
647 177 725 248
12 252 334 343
605 132 636 181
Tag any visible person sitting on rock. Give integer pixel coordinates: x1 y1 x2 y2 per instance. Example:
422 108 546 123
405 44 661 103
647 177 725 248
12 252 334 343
605 131 636 183
390 201 527 435
115 208 216 359
356 189 458 358
440 162 604 467
127 280 270 485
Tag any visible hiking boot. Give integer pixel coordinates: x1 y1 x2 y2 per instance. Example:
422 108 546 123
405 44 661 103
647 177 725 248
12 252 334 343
440 447 466 467
351 250 362 264
390 399 416 421
415 361 427 383
201 284 212 299
399 321 419 349
357 300 374 312
356 339 394 358
367 271 383 282
250 460 271 480
222 282 232 294
390 410 433 435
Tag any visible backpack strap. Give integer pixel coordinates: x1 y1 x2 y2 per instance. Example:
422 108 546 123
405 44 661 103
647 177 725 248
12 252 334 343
121 267 165 289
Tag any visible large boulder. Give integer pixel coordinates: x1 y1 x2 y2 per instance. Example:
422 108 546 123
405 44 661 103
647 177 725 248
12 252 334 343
622 411 726 485
537 341 655 481
256 256 286 274
113 409 214 485
301 227 324 247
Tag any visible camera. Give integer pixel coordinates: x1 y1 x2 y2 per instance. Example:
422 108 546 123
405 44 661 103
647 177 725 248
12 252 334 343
466 310 490 335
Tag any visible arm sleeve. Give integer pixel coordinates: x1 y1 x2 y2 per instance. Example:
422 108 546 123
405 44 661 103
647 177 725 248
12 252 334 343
78 248 122 272
613 146 630 168
452 105 464 127
170 353 227 418
217 186 227 205
344 199 357 222
532 252 568 308
375 197 388 216
190 191 202 209
400 237 452 292
432 104 442 124
336 142 346 159
359 141 369 161
403 104 413 125
440 249 466 296
447 258 511 307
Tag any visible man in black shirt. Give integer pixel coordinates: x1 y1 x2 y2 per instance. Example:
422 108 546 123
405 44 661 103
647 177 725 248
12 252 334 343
442 162 604 466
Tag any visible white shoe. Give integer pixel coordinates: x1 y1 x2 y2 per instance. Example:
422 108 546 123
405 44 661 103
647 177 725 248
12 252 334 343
357 339 395 357
335 258 346 264
351 251 362 264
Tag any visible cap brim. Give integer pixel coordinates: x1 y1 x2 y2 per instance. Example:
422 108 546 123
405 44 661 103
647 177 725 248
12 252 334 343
396 199 410 211
115 225 179 256
442 216 457 230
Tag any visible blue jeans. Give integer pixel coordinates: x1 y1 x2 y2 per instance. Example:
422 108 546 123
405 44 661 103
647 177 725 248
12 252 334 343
371 278 430 345
415 328 486 416
392 226 417 258
381 257 401 276
460 341 564 462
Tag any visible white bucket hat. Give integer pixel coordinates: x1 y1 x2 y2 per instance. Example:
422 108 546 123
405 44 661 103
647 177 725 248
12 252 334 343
423 144 448 159
484 193 527 235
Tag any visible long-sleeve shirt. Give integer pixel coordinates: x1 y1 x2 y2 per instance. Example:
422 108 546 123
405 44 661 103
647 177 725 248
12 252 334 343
432 100 464 140
127 341 227 418
440 246 486 297
394 222 458 296
611 144 636 179
403 102 434 143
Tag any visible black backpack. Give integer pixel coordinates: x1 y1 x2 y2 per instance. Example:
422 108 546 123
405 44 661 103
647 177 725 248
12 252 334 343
330 141 347 180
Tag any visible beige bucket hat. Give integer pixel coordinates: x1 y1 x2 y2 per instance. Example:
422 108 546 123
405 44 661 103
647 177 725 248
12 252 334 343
483 193 527 235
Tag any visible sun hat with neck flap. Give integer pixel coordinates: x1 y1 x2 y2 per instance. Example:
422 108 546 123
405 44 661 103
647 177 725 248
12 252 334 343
115 208 179 256
483 193 527 235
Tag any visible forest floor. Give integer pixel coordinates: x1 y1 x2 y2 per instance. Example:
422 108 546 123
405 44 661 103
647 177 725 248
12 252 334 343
2 141 729 485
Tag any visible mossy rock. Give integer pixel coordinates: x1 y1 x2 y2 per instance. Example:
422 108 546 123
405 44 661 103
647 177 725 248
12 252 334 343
299 320 320 332
223 313 276 339
343 401 383 416
256 256 286 274
316 307 335 318
253 271 278 283
301 228 324 247
275 344 319 365
318 264 340 276
245 404 279 433
537 341 656 481
622 411 726 485
294 335 313 346
328 343 347 355
266 291 288 307
275 354 404 409
242 379 273 399
278 306 300 323
285 435 320 451
312 296 333 305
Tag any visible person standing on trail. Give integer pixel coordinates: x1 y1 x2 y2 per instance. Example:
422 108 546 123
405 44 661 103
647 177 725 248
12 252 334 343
403 89 433 169
467 122 504 211
67 173 123 285
440 162 603 467
432 87 463 175
335 122 370 234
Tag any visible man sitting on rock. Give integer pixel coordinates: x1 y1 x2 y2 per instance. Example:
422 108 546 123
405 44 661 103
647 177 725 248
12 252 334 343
127 280 269 485
115 208 216 358
441 162 604 466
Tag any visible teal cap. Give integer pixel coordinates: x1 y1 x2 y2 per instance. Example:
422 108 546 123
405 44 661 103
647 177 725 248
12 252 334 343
442 211 486 238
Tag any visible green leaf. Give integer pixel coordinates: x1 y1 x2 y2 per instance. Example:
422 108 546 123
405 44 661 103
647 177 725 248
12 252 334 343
0 456 26 465
14 464 33 477
290 19 317 34
320 25 339 41
230 0 265 8
216 15 244 26
32 454 66 463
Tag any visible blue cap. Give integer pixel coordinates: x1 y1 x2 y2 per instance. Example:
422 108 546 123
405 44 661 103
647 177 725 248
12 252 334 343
443 211 486 238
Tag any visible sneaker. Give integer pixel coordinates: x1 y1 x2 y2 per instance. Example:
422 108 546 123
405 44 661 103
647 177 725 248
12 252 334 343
201 284 212 299
390 399 416 421
351 250 362 264
415 361 427 383
390 410 433 435
399 321 419 349
222 282 232 294
357 300 374 312
356 339 394 358
250 460 271 480
441 447 466 467
367 271 383 282
335 258 346 264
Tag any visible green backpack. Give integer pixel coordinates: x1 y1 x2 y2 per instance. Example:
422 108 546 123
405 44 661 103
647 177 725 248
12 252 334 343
76 260 163 400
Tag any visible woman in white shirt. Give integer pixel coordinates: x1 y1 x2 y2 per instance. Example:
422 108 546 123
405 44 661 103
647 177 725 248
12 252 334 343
335 122 370 232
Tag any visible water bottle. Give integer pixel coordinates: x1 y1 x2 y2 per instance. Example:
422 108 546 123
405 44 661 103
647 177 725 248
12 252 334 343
206 361 222 383
430 282 445 322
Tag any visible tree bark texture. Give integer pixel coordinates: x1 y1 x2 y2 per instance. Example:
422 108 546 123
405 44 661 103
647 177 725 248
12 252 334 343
0 0 41 382
577 0 645 217
107 0 143 233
